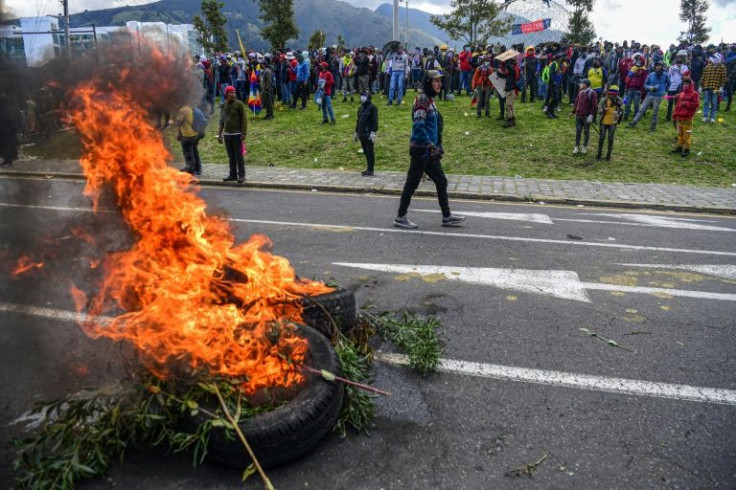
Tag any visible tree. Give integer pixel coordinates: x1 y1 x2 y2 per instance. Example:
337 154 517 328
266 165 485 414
565 0 596 46
192 0 229 55
259 0 299 50
308 30 325 51
678 0 710 44
429 0 511 47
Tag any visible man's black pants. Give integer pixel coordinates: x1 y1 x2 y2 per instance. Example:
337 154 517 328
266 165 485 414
398 148 450 218
224 135 245 179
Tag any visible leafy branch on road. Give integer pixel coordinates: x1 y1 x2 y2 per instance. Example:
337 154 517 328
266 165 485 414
361 308 444 376
505 452 548 478
580 327 636 353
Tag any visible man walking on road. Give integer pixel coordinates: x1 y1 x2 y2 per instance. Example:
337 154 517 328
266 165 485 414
394 71 465 230
218 86 248 184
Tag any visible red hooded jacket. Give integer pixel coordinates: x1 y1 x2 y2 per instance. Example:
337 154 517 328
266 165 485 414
673 82 699 120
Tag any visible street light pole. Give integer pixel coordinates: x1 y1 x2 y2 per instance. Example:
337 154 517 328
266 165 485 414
62 0 70 56
405 0 409 47
392 0 399 41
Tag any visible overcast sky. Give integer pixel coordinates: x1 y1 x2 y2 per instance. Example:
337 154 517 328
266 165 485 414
5 0 736 47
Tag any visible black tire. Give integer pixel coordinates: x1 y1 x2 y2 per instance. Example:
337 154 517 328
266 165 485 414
187 324 344 469
301 288 356 337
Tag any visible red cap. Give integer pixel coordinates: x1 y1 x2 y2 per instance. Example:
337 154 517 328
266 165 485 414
224 85 236 95
320 61 329 68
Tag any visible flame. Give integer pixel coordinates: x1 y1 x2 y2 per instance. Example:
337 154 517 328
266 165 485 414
69 43 332 394
11 256 45 278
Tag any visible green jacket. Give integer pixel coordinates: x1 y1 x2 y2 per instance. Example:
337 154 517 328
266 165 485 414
219 98 247 135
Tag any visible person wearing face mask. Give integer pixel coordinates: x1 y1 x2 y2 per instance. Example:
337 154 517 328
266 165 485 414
628 60 669 132
354 91 378 176
394 71 465 229
665 51 689 122
318 62 336 125
623 54 647 120
668 76 699 157
521 46 538 103
458 45 473 96
571 78 597 155
586 56 607 96
472 56 494 117
700 54 726 123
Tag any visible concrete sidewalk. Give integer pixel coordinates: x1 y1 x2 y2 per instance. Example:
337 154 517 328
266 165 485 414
3 158 735 214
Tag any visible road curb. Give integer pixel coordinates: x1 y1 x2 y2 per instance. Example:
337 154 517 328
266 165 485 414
2 170 735 216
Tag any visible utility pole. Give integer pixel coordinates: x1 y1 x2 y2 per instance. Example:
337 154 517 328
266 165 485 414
62 0 71 56
405 0 409 47
392 0 399 41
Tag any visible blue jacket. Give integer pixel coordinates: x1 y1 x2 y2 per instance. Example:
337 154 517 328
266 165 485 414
644 71 670 97
297 61 309 83
410 93 439 148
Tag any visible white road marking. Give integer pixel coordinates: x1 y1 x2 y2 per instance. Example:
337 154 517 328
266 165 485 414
617 264 736 281
414 209 554 224
376 353 736 406
2 301 733 407
333 263 591 302
333 263 736 303
585 213 736 232
2 202 735 257
236 219 736 257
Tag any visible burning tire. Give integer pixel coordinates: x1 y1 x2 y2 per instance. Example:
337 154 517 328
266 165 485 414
301 288 356 337
190 324 344 469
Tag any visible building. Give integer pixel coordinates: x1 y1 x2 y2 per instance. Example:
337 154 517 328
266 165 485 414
0 16 201 67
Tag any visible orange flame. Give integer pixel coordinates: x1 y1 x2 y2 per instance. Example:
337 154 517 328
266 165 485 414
11 256 45 278
69 44 331 394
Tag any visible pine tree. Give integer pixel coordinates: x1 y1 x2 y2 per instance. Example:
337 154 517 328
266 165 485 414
192 0 229 55
429 0 511 47
308 30 325 51
678 0 710 44
565 0 596 46
259 0 299 50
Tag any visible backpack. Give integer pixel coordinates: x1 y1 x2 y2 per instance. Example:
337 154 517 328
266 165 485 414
542 64 550 83
191 107 208 134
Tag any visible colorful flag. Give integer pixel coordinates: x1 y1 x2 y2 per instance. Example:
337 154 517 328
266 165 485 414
511 18 552 35
247 68 261 115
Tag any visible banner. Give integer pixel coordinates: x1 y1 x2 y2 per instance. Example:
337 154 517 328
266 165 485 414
511 18 552 36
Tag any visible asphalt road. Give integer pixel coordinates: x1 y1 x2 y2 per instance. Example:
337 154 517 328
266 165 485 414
1 176 735 489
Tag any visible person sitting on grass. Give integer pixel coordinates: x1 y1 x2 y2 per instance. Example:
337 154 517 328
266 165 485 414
668 77 699 158
596 85 624 161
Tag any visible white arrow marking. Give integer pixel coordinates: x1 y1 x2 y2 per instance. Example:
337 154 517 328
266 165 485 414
333 263 736 302
377 353 736 406
584 213 736 232
414 209 553 224
616 264 736 281
332 263 592 302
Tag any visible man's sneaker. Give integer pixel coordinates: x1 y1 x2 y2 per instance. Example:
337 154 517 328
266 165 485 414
581 146 587 154
442 214 466 227
682 149 690 157
361 170 374 177
542 106 548 112
572 146 579 154
702 116 708 122
394 216 418 229
223 176 238 182
710 118 715 123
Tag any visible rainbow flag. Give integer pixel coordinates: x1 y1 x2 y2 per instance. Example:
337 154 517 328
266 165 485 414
247 69 261 115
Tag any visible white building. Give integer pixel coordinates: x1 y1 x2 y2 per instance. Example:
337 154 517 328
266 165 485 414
0 16 200 67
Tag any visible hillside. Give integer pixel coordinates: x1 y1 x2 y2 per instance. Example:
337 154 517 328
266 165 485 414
68 0 441 52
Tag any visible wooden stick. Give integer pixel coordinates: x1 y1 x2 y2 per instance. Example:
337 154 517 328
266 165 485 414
300 365 390 397
212 384 274 490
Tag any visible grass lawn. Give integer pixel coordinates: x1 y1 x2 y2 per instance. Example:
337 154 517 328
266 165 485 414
24 92 736 187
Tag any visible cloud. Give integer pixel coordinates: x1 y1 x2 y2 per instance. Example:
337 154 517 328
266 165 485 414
711 0 735 7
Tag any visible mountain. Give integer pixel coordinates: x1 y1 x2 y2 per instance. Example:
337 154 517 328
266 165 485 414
68 0 441 52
